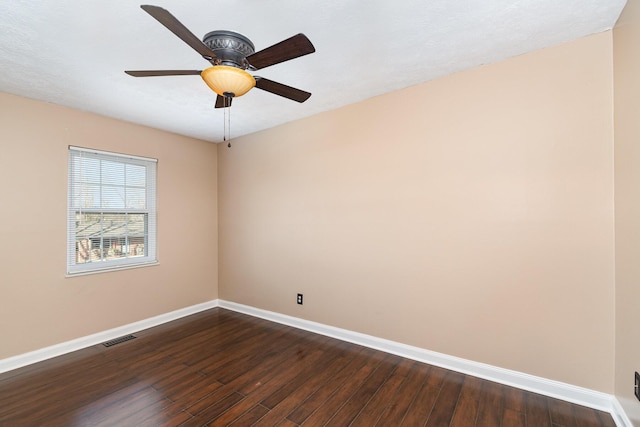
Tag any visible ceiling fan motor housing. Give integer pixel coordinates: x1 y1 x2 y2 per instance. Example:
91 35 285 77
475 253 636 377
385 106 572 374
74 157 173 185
203 30 255 69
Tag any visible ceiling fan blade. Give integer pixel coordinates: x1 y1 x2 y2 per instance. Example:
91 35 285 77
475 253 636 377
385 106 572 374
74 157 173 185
125 70 202 77
140 5 217 60
246 33 315 70
254 77 311 103
215 95 233 108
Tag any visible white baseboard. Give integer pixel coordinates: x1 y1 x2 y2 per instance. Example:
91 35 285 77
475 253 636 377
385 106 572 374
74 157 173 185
611 397 636 427
218 300 631 427
0 299 219 375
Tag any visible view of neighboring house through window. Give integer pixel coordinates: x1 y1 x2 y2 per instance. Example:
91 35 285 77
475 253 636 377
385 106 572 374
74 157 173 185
67 146 157 275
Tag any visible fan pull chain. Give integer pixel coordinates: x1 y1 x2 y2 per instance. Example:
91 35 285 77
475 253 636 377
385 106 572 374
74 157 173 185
222 97 231 147
227 99 231 147
223 100 227 142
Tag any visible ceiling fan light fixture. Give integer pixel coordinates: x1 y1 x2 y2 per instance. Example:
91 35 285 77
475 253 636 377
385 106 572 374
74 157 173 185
201 66 255 98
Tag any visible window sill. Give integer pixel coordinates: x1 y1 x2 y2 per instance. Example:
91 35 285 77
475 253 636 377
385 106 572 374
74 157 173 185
66 261 159 278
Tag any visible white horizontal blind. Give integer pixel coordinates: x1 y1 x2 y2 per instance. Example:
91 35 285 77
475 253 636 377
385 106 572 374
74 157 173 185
67 147 157 275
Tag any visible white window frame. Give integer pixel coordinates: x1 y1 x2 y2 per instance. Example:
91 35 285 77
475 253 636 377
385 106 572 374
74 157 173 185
67 146 157 276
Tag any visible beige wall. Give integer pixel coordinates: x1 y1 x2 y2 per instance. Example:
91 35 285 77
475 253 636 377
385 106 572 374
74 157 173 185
614 0 640 423
0 92 218 359
218 32 616 392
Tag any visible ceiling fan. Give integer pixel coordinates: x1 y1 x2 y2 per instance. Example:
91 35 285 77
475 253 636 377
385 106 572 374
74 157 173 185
125 5 316 108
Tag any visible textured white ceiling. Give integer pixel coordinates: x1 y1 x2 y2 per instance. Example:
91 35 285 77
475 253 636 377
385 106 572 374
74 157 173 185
0 1 627 143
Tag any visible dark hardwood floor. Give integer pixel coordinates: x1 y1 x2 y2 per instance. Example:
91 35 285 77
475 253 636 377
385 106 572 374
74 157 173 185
0 308 616 426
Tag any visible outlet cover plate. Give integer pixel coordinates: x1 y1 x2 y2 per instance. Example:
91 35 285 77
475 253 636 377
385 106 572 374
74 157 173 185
297 293 303 305
635 372 640 401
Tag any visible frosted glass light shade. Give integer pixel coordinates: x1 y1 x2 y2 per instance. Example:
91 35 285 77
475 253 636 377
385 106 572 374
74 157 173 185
201 66 256 97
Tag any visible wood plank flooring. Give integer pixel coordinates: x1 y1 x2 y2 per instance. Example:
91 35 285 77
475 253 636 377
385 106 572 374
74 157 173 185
0 308 616 426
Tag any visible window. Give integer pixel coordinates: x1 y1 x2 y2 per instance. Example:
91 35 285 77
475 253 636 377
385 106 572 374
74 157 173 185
67 146 157 275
